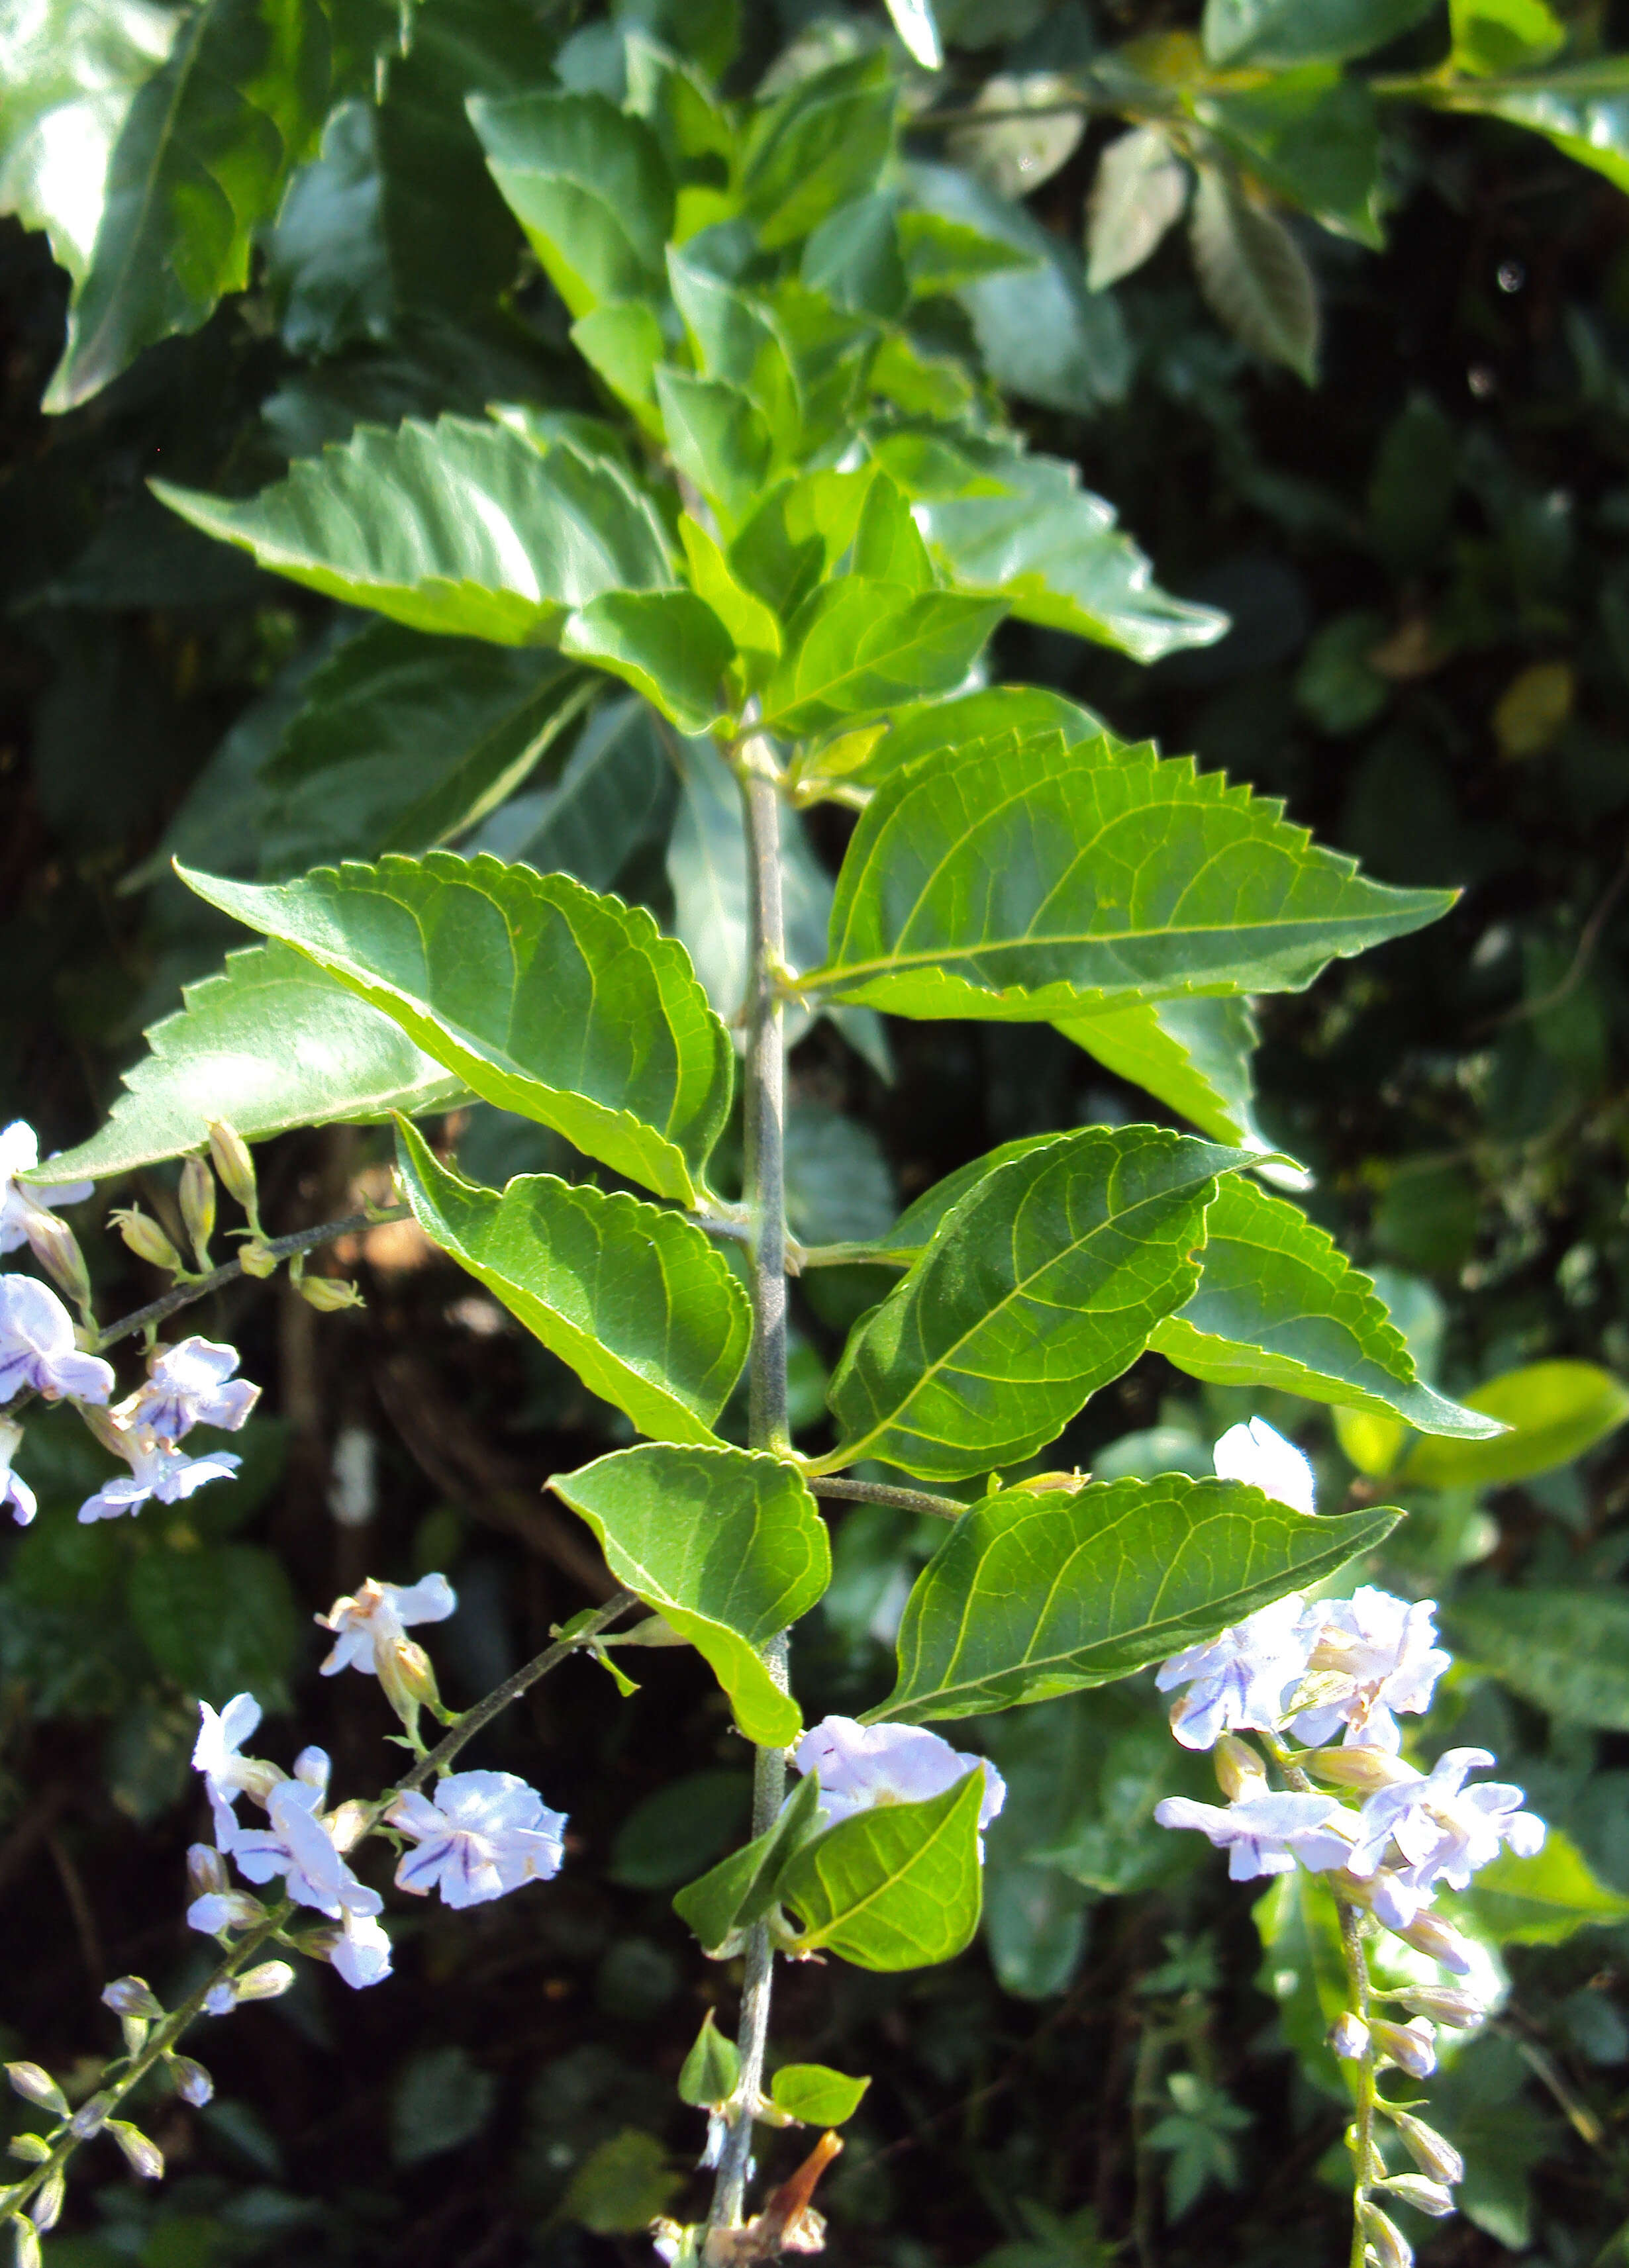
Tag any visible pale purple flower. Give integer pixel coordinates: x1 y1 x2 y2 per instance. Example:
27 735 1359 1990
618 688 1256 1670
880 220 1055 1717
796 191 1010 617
1348 1747 1545 1893
317 1574 456 1677
387 1770 566 1908
332 1910 393 1989
0 1274 113 1404
0 1417 34 1527
120 1337 259 1443
0 1122 91 1255
1329 2012 1369 2059
1212 1417 1316 1514
77 1424 240 1522
230 1760 383 1922
1155 1593 1315 1750
791 1717 1007 1835
192 1693 276 1849
1152 1789 1357 1881
1293 1587 1452 1751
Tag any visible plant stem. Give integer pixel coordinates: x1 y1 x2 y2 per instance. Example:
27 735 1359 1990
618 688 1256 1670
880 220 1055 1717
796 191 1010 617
95 1205 410 1352
809 1476 967 1522
1337 1895 1378 2268
711 751 791 2231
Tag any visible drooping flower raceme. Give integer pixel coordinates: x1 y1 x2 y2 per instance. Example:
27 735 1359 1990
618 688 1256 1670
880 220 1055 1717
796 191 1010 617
119 1337 260 1443
792 1716 1007 1836
0 1416 35 1527
0 1274 114 1405
386 1770 568 1907
0 1121 91 1256
1346 1747 1545 1895
227 1754 384 1924
77 1425 240 1523
1152 1789 1357 1881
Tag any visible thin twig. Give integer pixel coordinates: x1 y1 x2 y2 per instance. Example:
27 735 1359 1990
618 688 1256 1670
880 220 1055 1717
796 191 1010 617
94 1206 411 1352
810 1476 967 1523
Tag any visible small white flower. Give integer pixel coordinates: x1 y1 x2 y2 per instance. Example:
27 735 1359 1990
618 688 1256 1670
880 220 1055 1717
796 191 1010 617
331 1910 393 1990
77 1424 240 1522
1212 1417 1316 1514
1293 1587 1452 1751
230 1772 382 1922
0 1274 114 1405
1152 1789 1357 1881
1348 1747 1545 1892
387 1770 567 1908
0 1417 35 1527
791 1717 1007 1836
0 1123 91 1256
120 1337 259 1444
192 1693 278 1850
317 1574 456 1677
1155 1594 1315 1750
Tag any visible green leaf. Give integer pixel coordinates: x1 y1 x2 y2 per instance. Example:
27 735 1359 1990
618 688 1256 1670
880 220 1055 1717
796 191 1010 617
882 0 941 69
1399 1360 1629 1487
666 250 803 454
1203 0 1437 66
741 52 897 251
1252 1867 1348 2099
475 696 674 894
562 2130 682 2235
155 418 675 647
1149 1176 1503 1437
791 684 1110 802
1419 60 1629 197
1085 125 1191 291
1453 1828 1629 1945
777 1772 985 1970
815 1127 1253 1481
655 366 773 535
677 2012 742 2108
852 472 934 589
946 75 1085 202
468 89 672 316
175 853 732 1206
802 191 908 320
0 0 177 285
1191 66 1385 248
761 581 1003 735
1450 0 1566 76
1189 165 1319 383
550 1445 830 1744
36 943 469 1186
38 0 344 412
877 1474 1398 1723
673 1771 825 1952
727 467 874 623
394 1119 748 1444
1446 1589 1629 1730
571 300 667 436
897 210 1034 296
807 725 1453 1022
1058 996 1269 1150
677 514 781 685
881 440 1228 665
128 1543 299 1709
769 2063 871 2126
561 591 735 733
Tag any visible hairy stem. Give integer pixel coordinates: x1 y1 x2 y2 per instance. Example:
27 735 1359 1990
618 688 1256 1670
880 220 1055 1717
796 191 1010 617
809 1476 966 1523
1337 1897 1377 2268
711 751 791 2230
95 1205 410 1353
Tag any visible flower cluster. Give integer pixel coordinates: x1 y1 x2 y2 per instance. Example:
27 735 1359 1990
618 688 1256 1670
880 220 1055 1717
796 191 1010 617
791 1715 1007 1838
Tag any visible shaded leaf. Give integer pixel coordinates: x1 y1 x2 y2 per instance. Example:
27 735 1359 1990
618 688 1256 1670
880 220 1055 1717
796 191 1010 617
1448 1589 1629 1730
741 52 896 250
1193 66 1385 248
395 1119 749 1444
610 1771 751 1892
1203 0 1437 66
807 724 1454 1021
562 2130 681 2235
155 417 675 647
778 1772 985 1969
1189 164 1319 382
802 190 909 320
947 71 1085 201
816 1127 1252 1480
1059 996 1267 1149
551 1445 830 1744
175 853 733 1205
468 89 672 316
897 209 1034 296
1085 124 1190 291
655 366 773 535
1252 1867 1348 2098
879 1475 1399 1722
672 1771 825 1952
471 696 674 893
128 1543 299 1708
677 2012 742 2108
1419 60 1629 197
1450 0 1566 76
1400 1360 1629 1487
561 591 735 733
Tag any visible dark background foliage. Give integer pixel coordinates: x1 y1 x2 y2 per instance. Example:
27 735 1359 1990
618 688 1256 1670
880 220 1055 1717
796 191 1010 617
2 4 1628 2265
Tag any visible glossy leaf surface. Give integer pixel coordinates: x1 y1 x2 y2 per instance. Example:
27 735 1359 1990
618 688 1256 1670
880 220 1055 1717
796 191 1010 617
878 1476 1400 1722
760 581 1004 735
560 591 734 734
1203 0 1436 65
1058 995 1267 1149
551 1446 830 1746
468 89 672 316
395 1120 748 1445
1420 62 1629 197
177 854 732 1205
777 1773 985 1970
769 2065 871 2126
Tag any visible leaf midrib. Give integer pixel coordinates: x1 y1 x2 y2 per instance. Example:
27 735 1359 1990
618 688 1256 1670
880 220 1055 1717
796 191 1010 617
795 1784 973 1940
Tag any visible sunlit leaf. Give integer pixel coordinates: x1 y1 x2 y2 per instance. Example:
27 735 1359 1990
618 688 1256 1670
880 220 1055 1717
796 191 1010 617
673 1772 824 1953
1418 59 1629 197
777 1772 985 1969
561 591 736 734
468 89 672 316
1453 1828 1629 1944
1058 996 1268 1149
1400 1360 1629 1487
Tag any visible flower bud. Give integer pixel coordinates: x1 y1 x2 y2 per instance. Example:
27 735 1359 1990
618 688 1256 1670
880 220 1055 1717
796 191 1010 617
1394 1986 1483 2030
13 2212 42 2268
29 2172 65 2232
120 2015 149 2057
6 2136 50 2165
187 1844 228 1899
69 2093 110 2138
7 2065 66 2117
188 1889 266 1935
1213 1734 1269 1800
1387 2110 1465 2187
236 1239 278 1279
111 1207 183 1274
377 1636 440 1727
1371 2016 1437 2079
1361 2202 1414 2268
22 1205 93 1313
179 1156 216 1270
207 1121 260 1225
1395 1909 1476 1975
297 1272 364 1313
234 1960 295 2004
168 2055 213 2108
1379 2175 1456 2218
101 1975 163 2020
108 2120 164 2180
325 1799 370 1856
1301 1745 1416 1793
1328 2011 1370 2060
